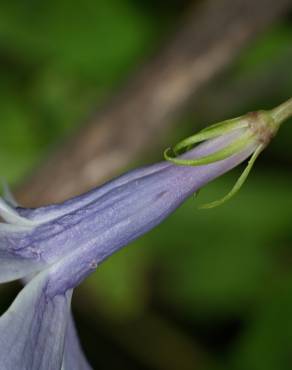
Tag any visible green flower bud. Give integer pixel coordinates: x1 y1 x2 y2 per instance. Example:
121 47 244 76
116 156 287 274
164 98 292 208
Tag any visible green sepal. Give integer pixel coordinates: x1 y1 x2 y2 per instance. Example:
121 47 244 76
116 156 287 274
199 144 264 209
173 117 247 153
164 132 253 167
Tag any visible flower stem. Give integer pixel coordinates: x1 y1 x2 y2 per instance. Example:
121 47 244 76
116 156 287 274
270 98 292 127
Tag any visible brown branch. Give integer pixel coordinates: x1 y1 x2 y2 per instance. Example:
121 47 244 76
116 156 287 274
17 0 292 206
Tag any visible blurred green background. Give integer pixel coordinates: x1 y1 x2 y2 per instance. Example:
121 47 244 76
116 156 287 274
0 1 292 370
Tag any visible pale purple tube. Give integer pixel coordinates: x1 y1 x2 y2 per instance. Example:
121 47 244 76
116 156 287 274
0 128 257 370
0 130 255 285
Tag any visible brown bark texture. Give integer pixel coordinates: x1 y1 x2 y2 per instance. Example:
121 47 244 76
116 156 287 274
17 0 292 206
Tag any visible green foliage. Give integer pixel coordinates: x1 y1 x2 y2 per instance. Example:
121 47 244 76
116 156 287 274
0 0 159 182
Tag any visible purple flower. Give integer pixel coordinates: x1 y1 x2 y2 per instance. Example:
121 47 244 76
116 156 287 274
0 100 290 369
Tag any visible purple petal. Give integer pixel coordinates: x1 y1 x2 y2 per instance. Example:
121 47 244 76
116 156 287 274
62 314 92 370
0 268 72 370
18 129 249 222
18 161 171 223
0 197 46 282
0 224 45 283
11 131 257 294
0 127 257 370
2 130 257 289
